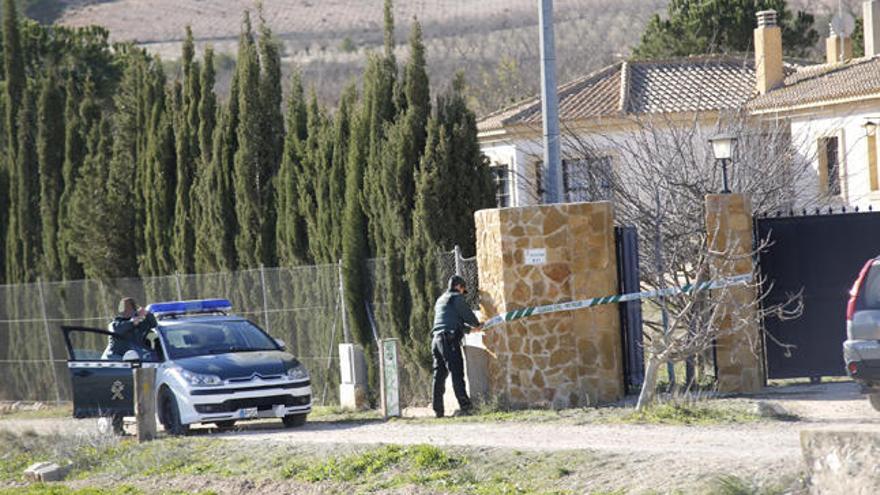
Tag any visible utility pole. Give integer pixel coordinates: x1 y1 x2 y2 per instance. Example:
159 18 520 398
539 0 563 203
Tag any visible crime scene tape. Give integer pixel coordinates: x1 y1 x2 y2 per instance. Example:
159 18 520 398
481 273 753 330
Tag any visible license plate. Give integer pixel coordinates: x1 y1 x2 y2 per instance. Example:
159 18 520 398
240 407 258 419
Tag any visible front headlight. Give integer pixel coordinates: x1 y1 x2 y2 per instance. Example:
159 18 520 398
177 368 222 386
286 364 309 381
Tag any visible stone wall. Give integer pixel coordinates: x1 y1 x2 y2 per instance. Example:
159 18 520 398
474 202 624 408
705 193 764 393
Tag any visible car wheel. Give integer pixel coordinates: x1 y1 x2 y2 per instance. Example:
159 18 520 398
282 414 307 428
213 420 237 430
869 393 880 412
159 389 190 436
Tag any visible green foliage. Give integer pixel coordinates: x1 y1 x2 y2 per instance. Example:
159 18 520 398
142 93 177 276
633 0 820 59
622 402 760 425
232 12 262 269
172 27 199 274
36 68 65 277
6 82 40 283
275 70 309 266
257 14 283 268
853 17 864 58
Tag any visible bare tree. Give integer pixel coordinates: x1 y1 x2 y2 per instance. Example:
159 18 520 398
504 110 822 407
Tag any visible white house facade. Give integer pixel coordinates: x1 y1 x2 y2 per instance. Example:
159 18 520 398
478 1 880 211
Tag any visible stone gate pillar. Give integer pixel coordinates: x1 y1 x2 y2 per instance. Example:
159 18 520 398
474 202 624 408
705 193 764 393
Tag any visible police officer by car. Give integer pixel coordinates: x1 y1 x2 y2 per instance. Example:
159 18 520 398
431 275 482 418
102 297 157 359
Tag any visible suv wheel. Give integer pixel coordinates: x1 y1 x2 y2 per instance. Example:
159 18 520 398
282 414 307 428
159 389 190 436
869 393 880 412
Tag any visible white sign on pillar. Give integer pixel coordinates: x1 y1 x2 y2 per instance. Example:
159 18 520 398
524 248 547 265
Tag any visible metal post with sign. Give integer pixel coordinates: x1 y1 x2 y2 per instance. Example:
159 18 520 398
378 338 401 418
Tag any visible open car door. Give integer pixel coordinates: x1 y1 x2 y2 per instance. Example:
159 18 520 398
61 326 138 418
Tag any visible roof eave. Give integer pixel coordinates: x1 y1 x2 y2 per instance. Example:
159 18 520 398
750 92 880 115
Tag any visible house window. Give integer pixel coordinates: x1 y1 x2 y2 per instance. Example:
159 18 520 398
491 163 511 207
818 137 841 196
868 129 878 192
562 156 613 202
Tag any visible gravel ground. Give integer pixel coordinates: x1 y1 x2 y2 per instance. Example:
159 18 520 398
2 380 878 493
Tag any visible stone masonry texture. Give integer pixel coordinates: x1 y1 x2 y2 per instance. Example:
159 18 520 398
706 193 764 393
474 202 624 408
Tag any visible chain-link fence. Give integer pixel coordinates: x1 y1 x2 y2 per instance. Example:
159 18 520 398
0 248 480 407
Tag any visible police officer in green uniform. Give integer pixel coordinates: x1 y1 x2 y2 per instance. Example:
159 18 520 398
431 275 482 418
102 297 157 359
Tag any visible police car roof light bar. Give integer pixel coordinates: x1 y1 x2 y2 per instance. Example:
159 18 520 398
146 298 233 318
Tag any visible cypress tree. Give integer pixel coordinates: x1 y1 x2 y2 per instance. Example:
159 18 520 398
196 66 240 272
197 47 216 164
172 27 200 274
341 106 377 395
142 91 177 277
275 71 309 266
301 91 329 263
258 16 283 267
6 85 40 283
37 69 65 278
232 11 264 269
325 86 354 262
193 106 236 273
1 0 25 284
69 114 116 279
58 76 85 280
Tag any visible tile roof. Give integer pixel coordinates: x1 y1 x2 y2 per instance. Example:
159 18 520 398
748 56 880 111
477 56 759 133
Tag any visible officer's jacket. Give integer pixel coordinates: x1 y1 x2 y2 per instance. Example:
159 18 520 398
106 312 157 357
431 290 480 338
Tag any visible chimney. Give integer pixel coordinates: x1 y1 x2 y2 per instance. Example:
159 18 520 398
826 35 853 64
866 0 880 58
754 10 784 94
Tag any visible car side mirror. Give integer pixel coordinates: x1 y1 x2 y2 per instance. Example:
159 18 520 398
275 338 286 350
122 350 141 362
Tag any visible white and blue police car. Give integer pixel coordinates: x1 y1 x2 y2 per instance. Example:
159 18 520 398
61 299 311 435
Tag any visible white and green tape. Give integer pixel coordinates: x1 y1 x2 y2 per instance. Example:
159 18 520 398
481 273 753 330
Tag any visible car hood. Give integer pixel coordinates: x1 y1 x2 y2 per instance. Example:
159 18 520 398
173 351 300 380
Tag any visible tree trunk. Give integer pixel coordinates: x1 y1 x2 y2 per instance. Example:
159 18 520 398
636 357 662 411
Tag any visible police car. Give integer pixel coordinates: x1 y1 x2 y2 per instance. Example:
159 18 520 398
61 299 311 435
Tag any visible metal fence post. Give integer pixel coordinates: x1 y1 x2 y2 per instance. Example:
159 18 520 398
174 272 183 300
453 245 462 276
259 264 271 333
36 278 62 404
338 260 352 344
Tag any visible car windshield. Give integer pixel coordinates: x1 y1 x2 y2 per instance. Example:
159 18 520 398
159 319 278 359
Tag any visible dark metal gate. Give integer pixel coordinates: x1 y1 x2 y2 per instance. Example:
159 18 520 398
616 225 644 392
756 210 880 379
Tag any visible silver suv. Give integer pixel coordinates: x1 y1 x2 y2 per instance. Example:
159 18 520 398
844 257 880 410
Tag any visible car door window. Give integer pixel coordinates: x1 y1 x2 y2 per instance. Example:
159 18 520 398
66 327 121 361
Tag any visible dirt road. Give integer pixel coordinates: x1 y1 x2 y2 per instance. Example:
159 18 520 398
3 381 878 492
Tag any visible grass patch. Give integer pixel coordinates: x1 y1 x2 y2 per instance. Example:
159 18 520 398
0 485 143 495
704 474 802 495
618 402 760 426
0 404 71 421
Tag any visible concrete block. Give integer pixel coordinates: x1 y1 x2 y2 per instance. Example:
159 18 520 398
339 383 368 410
801 430 880 494
24 462 70 482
